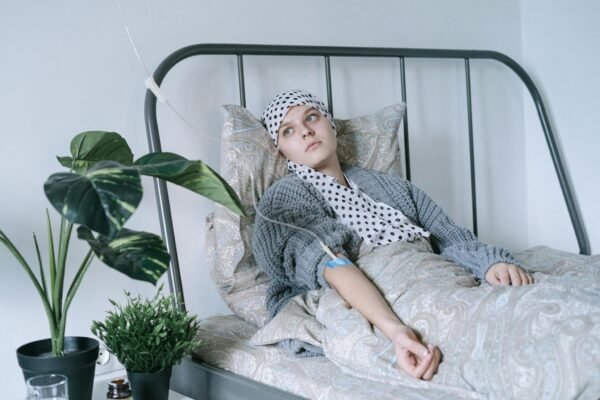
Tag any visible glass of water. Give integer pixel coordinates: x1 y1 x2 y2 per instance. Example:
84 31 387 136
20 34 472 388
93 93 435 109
26 374 68 400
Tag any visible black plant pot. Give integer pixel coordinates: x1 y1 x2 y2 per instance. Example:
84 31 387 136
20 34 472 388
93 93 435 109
16 336 99 400
128 366 172 400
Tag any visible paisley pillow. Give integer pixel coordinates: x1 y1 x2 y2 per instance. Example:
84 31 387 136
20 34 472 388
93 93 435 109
206 103 406 327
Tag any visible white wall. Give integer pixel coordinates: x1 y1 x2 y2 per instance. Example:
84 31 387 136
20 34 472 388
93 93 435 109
521 0 600 255
4 1 595 398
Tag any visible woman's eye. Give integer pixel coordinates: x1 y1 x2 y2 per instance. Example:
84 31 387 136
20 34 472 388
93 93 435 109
306 113 318 122
282 127 294 136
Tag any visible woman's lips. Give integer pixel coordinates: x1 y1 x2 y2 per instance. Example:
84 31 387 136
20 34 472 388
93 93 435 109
306 141 321 151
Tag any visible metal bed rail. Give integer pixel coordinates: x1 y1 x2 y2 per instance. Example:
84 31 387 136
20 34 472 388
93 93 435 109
143 44 590 308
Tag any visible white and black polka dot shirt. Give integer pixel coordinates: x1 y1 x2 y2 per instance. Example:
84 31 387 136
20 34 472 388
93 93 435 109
289 162 430 247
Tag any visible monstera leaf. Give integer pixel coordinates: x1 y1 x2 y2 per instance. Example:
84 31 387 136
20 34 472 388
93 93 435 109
57 131 134 174
2 130 248 357
134 152 245 216
44 161 142 237
77 226 169 285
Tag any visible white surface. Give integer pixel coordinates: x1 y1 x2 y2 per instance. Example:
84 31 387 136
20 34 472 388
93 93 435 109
520 0 600 254
93 371 192 400
1 1 598 399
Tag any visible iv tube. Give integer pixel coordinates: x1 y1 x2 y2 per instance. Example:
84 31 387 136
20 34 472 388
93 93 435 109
113 0 338 262
249 172 338 261
113 0 220 144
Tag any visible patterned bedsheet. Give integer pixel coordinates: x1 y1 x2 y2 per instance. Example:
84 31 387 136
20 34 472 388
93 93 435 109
193 246 600 400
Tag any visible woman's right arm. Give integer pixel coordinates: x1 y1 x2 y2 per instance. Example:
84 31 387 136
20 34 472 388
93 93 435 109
324 258 441 380
253 177 439 378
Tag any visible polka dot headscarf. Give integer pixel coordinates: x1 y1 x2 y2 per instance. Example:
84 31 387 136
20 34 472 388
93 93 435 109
261 89 335 147
290 163 431 247
261 89 429 247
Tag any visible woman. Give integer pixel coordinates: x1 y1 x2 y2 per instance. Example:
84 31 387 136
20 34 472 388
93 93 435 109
252 89 534 381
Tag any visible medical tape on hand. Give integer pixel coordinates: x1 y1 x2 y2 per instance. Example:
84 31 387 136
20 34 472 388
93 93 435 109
326 257 352 268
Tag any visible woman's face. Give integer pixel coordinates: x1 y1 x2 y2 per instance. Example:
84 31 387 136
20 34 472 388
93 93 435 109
276 105 338 171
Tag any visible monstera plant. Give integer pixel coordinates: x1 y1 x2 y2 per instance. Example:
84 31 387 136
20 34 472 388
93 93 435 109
1 131 244 357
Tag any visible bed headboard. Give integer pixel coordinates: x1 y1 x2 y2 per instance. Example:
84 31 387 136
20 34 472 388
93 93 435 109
143 44 590 307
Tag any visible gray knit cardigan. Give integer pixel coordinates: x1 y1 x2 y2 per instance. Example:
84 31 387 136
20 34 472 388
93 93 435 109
252 166 523 356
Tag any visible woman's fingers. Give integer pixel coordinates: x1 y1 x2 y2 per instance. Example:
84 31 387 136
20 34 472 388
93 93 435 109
519 269 533 285
518 269 528 285
422 345 441 381
392 327 442 380
399 351 433 379
485 267 501 286
508 266 522 286
396 335 434 379
487 263 536 286
498 268 510 285
489 275 501 285
396 344 441 380
398 333 430 359
407 349 433 379
511 265 535 286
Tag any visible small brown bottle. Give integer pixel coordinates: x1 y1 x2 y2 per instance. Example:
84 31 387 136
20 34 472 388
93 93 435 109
107 378 133 399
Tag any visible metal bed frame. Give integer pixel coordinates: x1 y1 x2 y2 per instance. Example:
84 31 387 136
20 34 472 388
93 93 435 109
143 44 590 399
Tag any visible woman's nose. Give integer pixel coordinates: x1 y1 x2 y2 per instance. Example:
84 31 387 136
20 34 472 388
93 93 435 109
301 125 314 138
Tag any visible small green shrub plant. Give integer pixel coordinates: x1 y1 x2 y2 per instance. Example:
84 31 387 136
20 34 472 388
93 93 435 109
91 287 201 373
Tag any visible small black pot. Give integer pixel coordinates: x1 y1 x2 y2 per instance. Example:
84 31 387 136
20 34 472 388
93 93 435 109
16 336 99 400
127 366 172 400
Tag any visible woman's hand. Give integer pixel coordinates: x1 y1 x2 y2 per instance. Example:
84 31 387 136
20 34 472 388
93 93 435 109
389 324 441 380
324 261 441 380
485 263 534 286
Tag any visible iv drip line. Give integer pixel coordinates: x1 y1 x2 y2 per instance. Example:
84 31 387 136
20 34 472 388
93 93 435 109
113 0 220 144
113 0 340 262
248 172 338 260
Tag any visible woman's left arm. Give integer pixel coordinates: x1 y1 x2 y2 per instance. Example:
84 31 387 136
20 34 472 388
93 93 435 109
404 180 533 286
